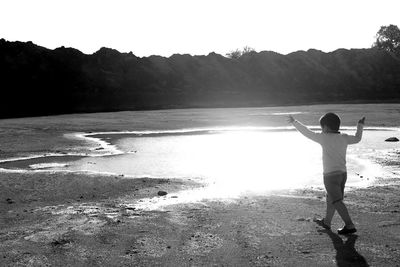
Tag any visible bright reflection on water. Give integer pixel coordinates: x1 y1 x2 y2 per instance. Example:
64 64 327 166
69 130 380 199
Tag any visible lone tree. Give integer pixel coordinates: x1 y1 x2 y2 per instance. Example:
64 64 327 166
226 46 255 59
373 24 400 56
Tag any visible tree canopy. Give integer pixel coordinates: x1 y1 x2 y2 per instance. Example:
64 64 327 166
373 24 400 56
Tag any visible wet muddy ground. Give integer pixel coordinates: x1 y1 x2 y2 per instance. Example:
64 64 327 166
1 170 399 266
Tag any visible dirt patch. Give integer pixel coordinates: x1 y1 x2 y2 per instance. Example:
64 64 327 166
1 171 399 266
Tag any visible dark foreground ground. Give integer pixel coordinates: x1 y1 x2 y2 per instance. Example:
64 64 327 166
1 169 399 266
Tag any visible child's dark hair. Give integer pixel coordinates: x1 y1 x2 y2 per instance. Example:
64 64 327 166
320 113 341 132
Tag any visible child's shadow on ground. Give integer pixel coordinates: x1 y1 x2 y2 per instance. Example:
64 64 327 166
319 229 369 267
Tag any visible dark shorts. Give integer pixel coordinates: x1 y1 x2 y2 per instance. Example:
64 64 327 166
323 172 347 204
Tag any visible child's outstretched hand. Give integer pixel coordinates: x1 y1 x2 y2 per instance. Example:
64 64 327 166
358 117 366 124
287 115 295 124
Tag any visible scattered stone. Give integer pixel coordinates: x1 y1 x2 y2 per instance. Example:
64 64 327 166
158 191 168 196
385 137 399 142
51 238 71 247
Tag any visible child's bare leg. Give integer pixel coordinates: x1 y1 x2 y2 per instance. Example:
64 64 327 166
333 200 355 228
324 196 335 225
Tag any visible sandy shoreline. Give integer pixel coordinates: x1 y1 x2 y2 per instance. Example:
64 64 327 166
1 163 399 266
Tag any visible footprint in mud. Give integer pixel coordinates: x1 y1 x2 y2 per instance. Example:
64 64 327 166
182 232 223 255
125 237 168 258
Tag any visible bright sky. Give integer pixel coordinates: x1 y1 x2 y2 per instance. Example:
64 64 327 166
1 0 399 57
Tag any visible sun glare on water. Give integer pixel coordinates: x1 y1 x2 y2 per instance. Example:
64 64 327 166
76 130 323 198
185 131 322 196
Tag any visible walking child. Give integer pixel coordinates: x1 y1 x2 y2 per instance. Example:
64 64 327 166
288 113 365 234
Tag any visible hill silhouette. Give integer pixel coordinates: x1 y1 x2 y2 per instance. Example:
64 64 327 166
1 39 400 118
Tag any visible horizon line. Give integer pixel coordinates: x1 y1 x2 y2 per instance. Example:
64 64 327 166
0 37 374 59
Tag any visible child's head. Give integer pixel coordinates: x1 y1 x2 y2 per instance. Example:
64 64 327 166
319 113 340 133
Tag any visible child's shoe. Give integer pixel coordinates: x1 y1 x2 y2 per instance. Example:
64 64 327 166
337 226 357 235
314 218 331 230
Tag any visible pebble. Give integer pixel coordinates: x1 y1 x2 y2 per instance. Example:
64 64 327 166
157 191 168 196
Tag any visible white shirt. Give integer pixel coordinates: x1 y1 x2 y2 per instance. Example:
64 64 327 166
292 120 364 174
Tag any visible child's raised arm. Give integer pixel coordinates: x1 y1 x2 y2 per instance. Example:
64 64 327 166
346 117 365 144
288 116 321 143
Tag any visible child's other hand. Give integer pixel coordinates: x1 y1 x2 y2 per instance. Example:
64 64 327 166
287 115 295 124
358 117 366 124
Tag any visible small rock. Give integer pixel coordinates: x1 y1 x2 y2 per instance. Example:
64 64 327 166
385 137 399 142
157 191 168 196
6 198 14 204
171 196 178 198
51 239 71 247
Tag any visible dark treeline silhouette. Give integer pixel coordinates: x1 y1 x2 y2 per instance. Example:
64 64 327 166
1 38 400 118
